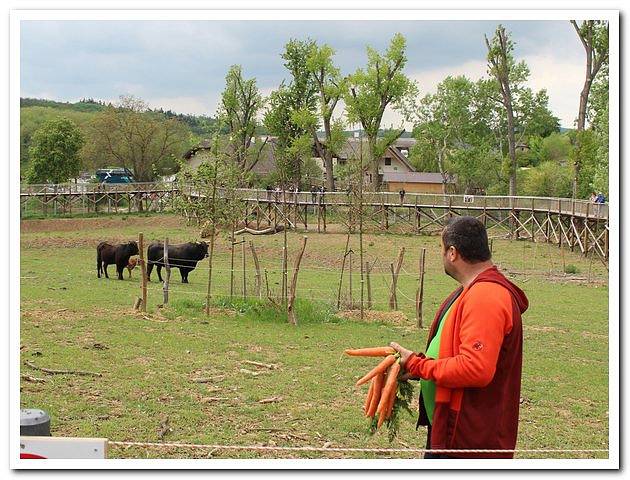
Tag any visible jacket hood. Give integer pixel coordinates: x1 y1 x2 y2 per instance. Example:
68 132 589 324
472 265 529 314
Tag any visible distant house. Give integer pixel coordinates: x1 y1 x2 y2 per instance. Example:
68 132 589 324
182 139 214 169
381 172 457 194
182 136 277 176
183 136 454 192
318 137 418 186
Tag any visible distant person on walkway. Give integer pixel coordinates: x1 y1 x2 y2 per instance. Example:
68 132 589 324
399 188 406 204
390 216 528 459
595 192 606 204
590 191 598 203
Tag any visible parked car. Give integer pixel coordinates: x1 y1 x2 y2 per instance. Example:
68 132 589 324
95 168 136 184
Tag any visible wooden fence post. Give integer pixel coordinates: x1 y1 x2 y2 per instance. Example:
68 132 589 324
389 247 405 310
416 248 426 329
264 269 271 300
337 233 351 310
230 226 235 299
349 250 353 309
560 233 566 273
162 237 170 305
138 233 147 312
389 263 396 310
287 236 308 325
249 241 262 299
587 247 594 283
205 223 217 316
365 261 372 310
242 237 247 301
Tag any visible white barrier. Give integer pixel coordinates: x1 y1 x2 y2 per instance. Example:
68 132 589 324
20 436 107 459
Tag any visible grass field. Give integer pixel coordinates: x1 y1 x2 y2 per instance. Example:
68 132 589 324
19 213 610 459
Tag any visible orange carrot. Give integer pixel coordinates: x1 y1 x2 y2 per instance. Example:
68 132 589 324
376 361 401 428
376 400 387 429
345 347 396 357
364 378 375 415
355 355 397 387
366 372 385 418
385 363 400 420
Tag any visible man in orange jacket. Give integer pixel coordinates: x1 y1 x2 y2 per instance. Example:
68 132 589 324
391 216 528 459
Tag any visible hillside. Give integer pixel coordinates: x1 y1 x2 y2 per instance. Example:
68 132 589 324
20 97 221 173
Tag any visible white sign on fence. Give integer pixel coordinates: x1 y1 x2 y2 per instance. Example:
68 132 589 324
463 195 475 203
20 436 108 459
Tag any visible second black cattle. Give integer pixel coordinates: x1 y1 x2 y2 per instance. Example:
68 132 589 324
147 241 209 283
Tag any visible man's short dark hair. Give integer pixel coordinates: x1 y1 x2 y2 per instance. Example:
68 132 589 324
442 216 491 263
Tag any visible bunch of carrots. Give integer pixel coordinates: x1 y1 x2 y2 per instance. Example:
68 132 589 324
344 346 402 430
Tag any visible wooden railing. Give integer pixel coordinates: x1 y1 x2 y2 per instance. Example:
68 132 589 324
20 182 177 195
21 182 609 221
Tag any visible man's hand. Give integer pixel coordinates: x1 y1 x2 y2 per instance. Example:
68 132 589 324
389 342 414 368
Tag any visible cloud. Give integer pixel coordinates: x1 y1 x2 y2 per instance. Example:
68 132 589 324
410 60 489 95
146 95 217 116
20 19 587 129
523 54 583 128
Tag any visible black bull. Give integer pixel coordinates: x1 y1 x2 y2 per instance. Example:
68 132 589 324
147 241 209 283
97 241 139 280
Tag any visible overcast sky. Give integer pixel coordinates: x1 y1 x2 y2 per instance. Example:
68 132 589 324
21 20 586 129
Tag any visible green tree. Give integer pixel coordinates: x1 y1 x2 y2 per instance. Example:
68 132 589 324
477 32 558 194
521 90 560 139
570 20 609 197
522 161 573 198
569 129 602 199
83 95 190 181
587 64 609 197
305 43 346 191
25 117 85 184
20 106 95 173
344 33 418 191
411 76 476 193
485 25 529 195
217 65 267 173
264 39 319 187
529 132 572 165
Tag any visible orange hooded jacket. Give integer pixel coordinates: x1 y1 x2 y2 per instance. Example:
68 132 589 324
405 266 529 458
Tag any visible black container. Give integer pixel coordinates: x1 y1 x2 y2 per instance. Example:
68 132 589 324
20 409 51 436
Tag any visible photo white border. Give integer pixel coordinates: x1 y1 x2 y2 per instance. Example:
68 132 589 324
8 6 620 472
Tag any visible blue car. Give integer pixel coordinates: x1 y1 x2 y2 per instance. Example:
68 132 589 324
95 168 136 184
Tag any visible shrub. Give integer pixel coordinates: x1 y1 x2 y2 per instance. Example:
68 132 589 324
564 264 579 274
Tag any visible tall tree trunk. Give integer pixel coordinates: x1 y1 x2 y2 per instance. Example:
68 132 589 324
505 100 517 196
368 137 380 191
324 154 335 192
437 141 448 195
323 118 336 191
573 74 593 198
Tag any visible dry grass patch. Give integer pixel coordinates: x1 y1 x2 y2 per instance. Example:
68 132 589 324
336 309 409 326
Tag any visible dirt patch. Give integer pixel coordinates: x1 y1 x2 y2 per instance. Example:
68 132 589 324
21 215 183 234
21 237 126 249
503 269 608 286
336 309 408 325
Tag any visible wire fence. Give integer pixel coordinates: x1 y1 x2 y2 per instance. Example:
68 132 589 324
107 439 610 458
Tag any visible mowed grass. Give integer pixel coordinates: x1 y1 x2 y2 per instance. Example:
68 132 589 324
20 213 609 459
